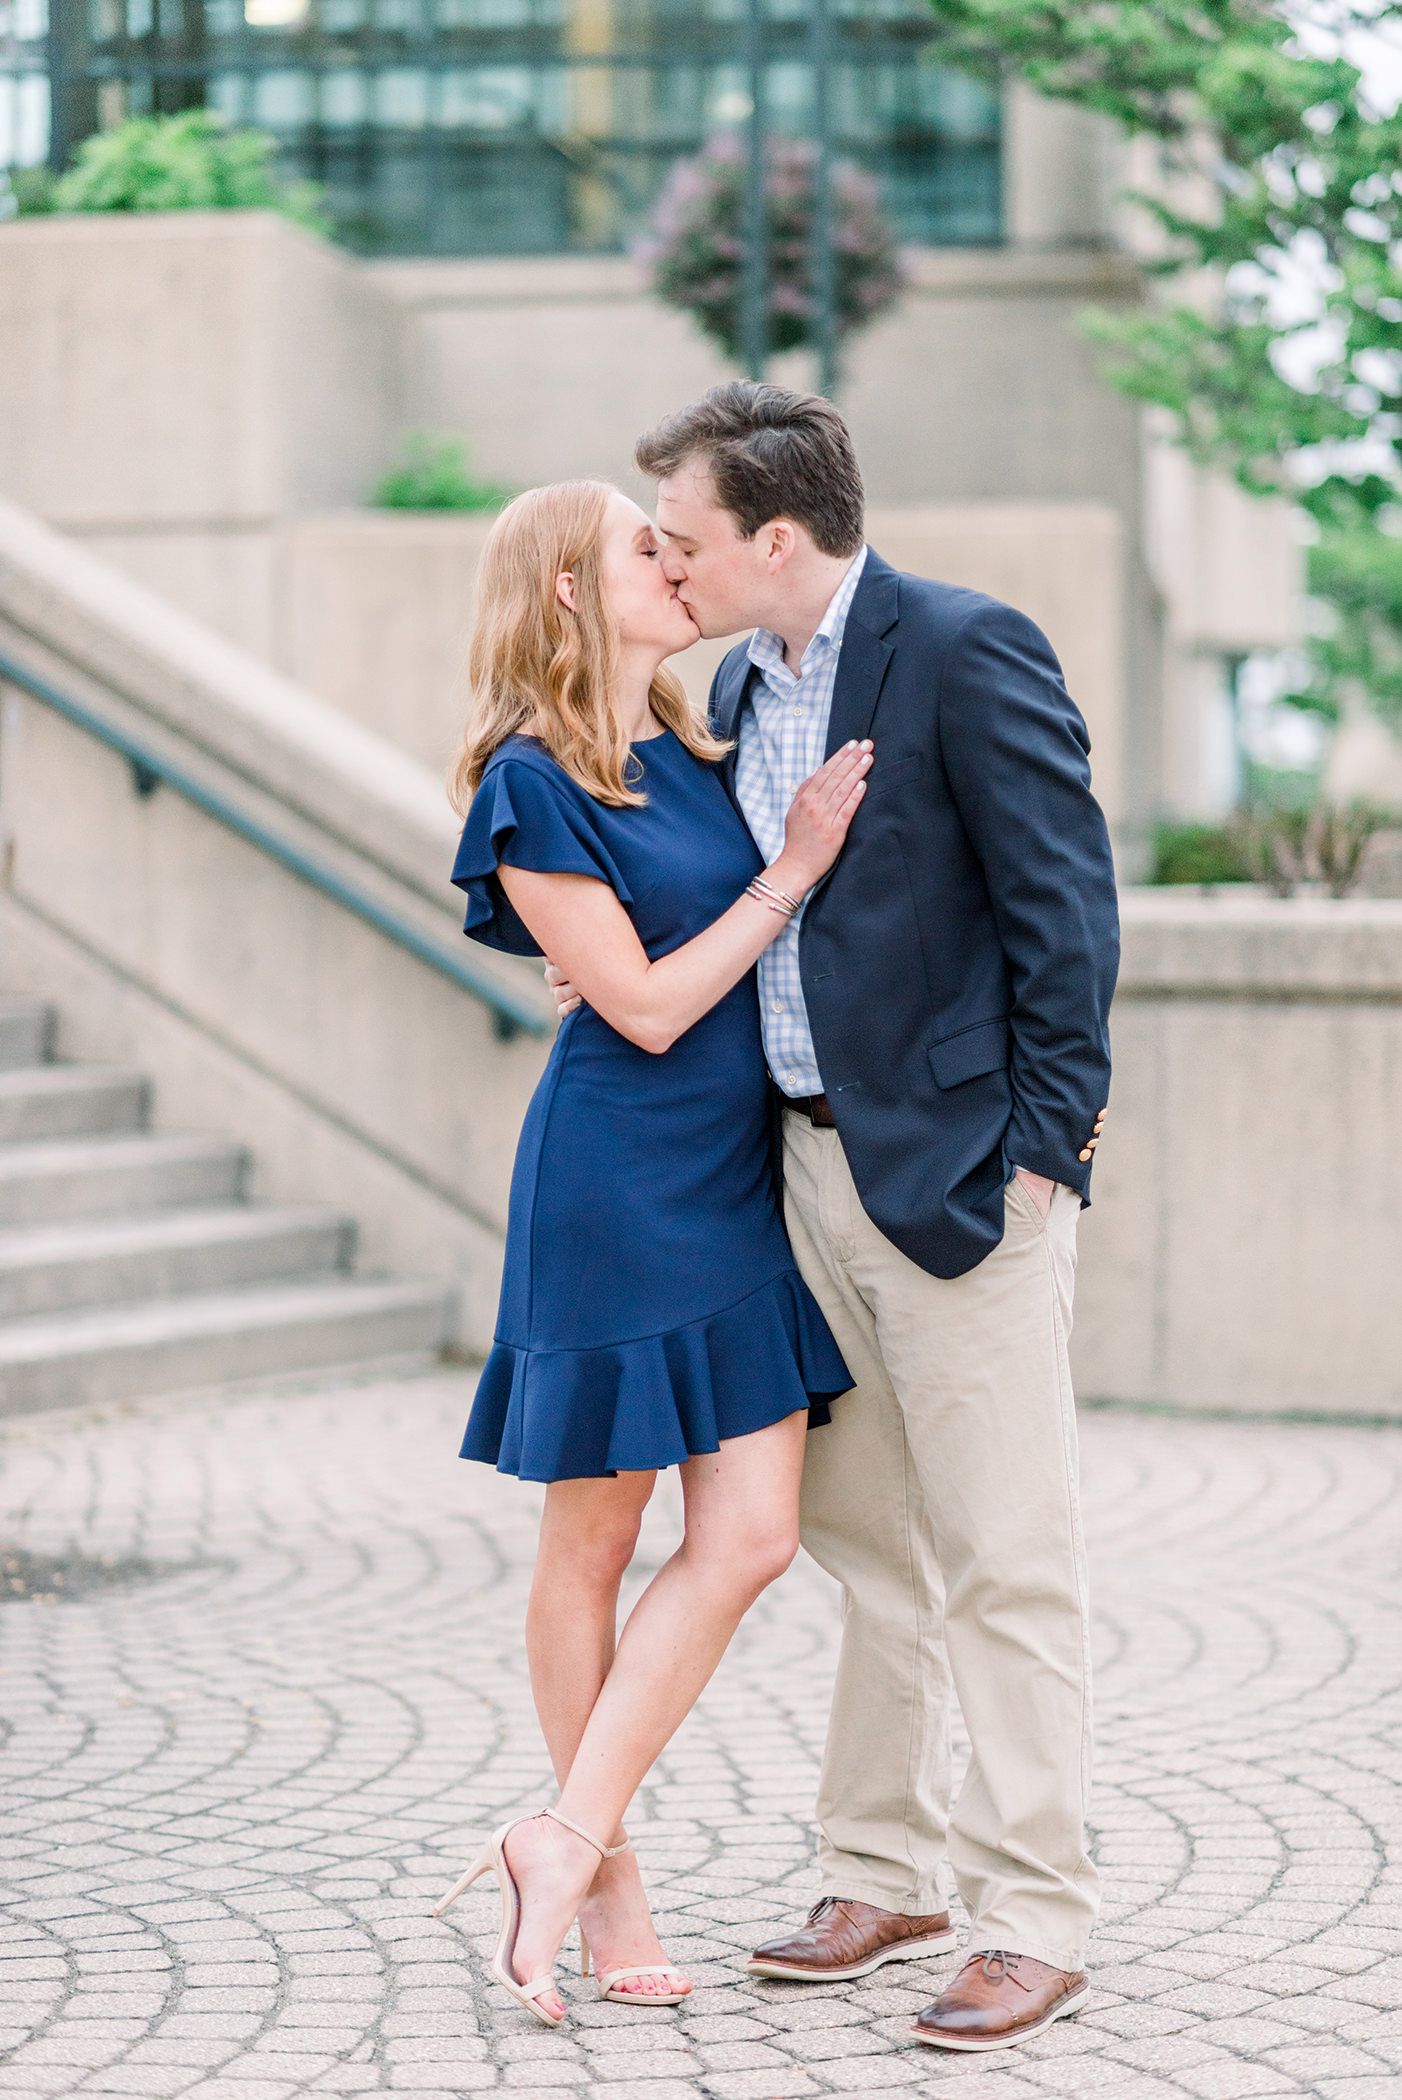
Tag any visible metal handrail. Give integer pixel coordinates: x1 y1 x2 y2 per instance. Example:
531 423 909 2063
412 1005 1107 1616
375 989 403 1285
0 649 547 1041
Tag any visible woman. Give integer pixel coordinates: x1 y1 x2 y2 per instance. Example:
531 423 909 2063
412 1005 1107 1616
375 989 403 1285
439 479 870 2026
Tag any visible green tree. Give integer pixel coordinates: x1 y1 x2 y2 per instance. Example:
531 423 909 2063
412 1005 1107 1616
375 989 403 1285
930 0 1402 731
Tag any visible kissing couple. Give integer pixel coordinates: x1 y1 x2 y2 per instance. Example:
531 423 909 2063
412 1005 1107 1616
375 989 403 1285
439 382 1119 2053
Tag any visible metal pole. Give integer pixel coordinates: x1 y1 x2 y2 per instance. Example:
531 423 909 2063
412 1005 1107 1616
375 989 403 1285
46 0 71 173
809 0 838 396
740 0 768 381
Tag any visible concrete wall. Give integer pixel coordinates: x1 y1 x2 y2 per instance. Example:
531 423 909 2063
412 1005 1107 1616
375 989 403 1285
1074 891 1402 1417
268 501 1128 826
1 495 1393 1413
371 246 1148 517
268 511 491 778
0 212 397 529
1002 84 1124 251
0 210 399 670
264 475 1297 857
0 496 553 1352
1325 692 1402 814
0 211 1313 854
1145 436 1304 820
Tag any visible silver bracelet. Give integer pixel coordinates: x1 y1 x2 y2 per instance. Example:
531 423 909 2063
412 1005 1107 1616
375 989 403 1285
750 873 803 914
745 880 795 917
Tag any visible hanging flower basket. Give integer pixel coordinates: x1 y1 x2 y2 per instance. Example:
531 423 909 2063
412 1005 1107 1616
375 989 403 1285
639 133 905 366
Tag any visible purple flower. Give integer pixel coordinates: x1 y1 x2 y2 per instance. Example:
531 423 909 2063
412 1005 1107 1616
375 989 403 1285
638 131 906 364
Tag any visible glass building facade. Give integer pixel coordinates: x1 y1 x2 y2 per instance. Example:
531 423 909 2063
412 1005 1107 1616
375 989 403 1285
4 0 1001 257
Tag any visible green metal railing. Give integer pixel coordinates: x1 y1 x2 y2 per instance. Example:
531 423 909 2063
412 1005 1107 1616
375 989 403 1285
0 649 547 1042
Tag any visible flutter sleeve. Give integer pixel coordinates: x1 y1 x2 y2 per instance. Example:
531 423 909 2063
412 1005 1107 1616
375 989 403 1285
451 752 632 956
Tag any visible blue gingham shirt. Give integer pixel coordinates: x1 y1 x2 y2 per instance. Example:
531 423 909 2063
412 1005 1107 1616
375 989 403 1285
734 546 868 1097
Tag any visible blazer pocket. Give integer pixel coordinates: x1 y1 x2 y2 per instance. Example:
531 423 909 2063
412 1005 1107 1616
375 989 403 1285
864 752 924 797
928 1017 1011 1090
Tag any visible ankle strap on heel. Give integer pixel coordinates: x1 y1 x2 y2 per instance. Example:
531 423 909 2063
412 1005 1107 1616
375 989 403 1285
543 1806 630 1859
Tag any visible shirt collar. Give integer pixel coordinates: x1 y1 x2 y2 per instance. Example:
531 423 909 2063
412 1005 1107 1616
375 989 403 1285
747 544 869 683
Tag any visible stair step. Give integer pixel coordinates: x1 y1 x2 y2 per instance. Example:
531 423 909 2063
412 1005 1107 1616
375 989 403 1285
0 999 54 1071
0 1277 453 1413
0 1064 148 1144
0 1205 354 1320
0 1132 247 1227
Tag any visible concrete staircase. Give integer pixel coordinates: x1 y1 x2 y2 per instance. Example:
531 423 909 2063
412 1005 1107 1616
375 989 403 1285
0 996 452 1413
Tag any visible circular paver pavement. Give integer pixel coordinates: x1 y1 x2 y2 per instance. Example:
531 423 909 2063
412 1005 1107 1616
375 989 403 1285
1 1371 1400 2100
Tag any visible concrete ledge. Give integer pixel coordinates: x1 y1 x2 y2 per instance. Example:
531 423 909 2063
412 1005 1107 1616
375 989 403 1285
1119 890 1402 998
366 244 1143 308
1074 891 1402 1418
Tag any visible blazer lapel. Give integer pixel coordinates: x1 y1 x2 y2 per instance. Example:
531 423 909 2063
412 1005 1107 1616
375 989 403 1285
823 551 900 759
710 642 758 814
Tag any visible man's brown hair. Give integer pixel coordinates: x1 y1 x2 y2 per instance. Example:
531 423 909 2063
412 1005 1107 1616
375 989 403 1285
635 381 864 558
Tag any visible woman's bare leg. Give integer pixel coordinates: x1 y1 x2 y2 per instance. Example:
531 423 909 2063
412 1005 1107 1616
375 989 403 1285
525 1471 687 2001
527 1470 655 1810
505 1410 808 2014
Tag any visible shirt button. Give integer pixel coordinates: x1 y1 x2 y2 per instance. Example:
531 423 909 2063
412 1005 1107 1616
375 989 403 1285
772 1003 783 1014
792 706 802 717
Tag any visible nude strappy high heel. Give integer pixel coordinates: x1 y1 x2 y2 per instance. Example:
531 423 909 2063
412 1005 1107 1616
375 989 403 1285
431 1807 629 2028
579 1927 690 2006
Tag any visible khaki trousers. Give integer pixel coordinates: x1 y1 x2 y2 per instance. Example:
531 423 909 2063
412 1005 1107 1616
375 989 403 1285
783 1114 1099 1973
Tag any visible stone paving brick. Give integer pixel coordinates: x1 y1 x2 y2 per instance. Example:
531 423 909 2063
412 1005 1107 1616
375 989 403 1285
9 2036 131 2068
1308 2085 1402 2100
382 2068 498 2090
698 2073 818 2098
178 2081 303 2100
2 1373 1400 2100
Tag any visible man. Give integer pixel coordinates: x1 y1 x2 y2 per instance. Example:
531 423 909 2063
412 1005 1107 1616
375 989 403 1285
559 381 1118 2050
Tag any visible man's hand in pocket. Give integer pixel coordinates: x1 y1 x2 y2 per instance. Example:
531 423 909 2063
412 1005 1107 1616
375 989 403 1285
1014 1167 1054 1218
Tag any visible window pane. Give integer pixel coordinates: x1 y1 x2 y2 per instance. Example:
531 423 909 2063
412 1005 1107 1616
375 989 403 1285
253 67 314 122
320 67 368 123
436 65 534 129
14 0 1002 255
374 66 429 126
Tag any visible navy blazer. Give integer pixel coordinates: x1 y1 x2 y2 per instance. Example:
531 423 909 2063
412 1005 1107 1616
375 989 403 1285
709 549 1120 1281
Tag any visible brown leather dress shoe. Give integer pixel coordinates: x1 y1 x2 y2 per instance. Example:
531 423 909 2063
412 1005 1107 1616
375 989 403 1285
912 1949 1089 2050
748 1897 958 1982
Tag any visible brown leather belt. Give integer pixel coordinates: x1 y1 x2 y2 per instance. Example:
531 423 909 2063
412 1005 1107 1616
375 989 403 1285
784 1090 837 1127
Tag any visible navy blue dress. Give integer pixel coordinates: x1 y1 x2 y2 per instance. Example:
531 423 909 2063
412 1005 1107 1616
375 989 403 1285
451 729 851 1483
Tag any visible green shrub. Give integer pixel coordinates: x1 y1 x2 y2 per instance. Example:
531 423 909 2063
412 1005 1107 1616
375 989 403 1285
1149 823 1250 887
47 110 327 232
1233 800 1390 898
1 165 58 215
1150 805 1390 895
373 434 512 514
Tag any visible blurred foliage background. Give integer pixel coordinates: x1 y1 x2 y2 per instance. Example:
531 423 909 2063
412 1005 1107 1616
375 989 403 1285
929 0 1402 790
8 110 327 231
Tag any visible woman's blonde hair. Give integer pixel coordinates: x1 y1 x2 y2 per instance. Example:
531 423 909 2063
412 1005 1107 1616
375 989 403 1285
448 478 730 814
